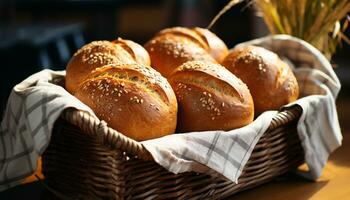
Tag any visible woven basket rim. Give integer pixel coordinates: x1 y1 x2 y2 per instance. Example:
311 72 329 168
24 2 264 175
59 105 302 161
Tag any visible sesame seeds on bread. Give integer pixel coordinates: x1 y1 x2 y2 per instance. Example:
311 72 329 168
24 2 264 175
168 60 254 132
66 39 150 94
75 63 178 141
222 45 299 114
144 27 228 78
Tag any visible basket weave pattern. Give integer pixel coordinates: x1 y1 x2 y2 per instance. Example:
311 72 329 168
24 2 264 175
42 106 304 199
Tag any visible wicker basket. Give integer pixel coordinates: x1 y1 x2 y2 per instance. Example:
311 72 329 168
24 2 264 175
42 105 304 199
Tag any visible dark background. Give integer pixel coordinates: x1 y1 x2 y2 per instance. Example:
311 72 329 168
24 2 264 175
1 0 349 112
0 0 259 113
0 0 349 199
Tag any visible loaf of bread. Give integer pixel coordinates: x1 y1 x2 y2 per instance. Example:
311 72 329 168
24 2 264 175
222 46 299 114
168 61 254 132
144 27 228 77
74 63 178 141
66 38 150 94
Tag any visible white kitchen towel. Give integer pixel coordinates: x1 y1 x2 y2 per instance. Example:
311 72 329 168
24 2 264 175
0 35 342 192
0 70 95 191
237 35 342 179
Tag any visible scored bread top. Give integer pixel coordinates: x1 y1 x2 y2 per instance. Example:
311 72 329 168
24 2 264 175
168 61 254 132
66 39 150 94
157 27 209 50
170 61 250 103
112 38 151 66
75 63 177 141
222 45 299 114
145 34 216 77
191 27 228 63
157 27 228 63
84 63 177 106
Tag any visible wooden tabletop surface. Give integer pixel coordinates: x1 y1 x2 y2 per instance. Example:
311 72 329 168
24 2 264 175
229 101 350 200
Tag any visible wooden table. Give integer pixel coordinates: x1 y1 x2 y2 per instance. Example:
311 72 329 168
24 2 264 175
229 102 350 200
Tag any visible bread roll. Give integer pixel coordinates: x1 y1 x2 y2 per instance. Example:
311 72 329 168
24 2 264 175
66 38 150 94
74 63 177 141
168 61 254 132
221 46 299 114
144 27 228 77
191 27 229 62
112 38 151 66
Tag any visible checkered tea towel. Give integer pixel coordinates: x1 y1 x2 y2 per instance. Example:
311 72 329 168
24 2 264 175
0 35 342 192
236 35 342 180
0 71 95 191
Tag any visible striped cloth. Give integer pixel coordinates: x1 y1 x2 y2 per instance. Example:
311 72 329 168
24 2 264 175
0 35 342 192
0 71 94 191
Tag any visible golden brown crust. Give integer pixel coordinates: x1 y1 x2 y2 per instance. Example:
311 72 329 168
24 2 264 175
112 38 151 66
66 39 150 94
145 34 216 77
144 27 228 78
75 63 177 141
168 61 254 132
191 27 228 63
157 27 209 50
222 45 299 115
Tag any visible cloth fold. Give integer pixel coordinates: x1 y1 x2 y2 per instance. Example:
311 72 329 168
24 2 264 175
0 35 342 192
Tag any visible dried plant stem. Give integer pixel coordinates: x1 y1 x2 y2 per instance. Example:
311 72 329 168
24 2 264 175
207 0 243 30
209 0 350 59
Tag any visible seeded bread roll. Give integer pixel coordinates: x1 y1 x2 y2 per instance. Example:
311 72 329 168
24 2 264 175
158 27 229 62
112 38 151 66
222 46 299 115
191 27 229 62
66 38 150 94
144 27 228 77
74 63 177 141
168 61 254 132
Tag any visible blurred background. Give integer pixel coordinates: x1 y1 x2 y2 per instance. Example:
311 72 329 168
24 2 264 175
0 0 350 199
1 0 349 113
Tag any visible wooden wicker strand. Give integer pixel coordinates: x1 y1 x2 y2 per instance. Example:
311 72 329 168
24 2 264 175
61 108 153 161
60 105 303 163
267 105 302 130
42 105 304 199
